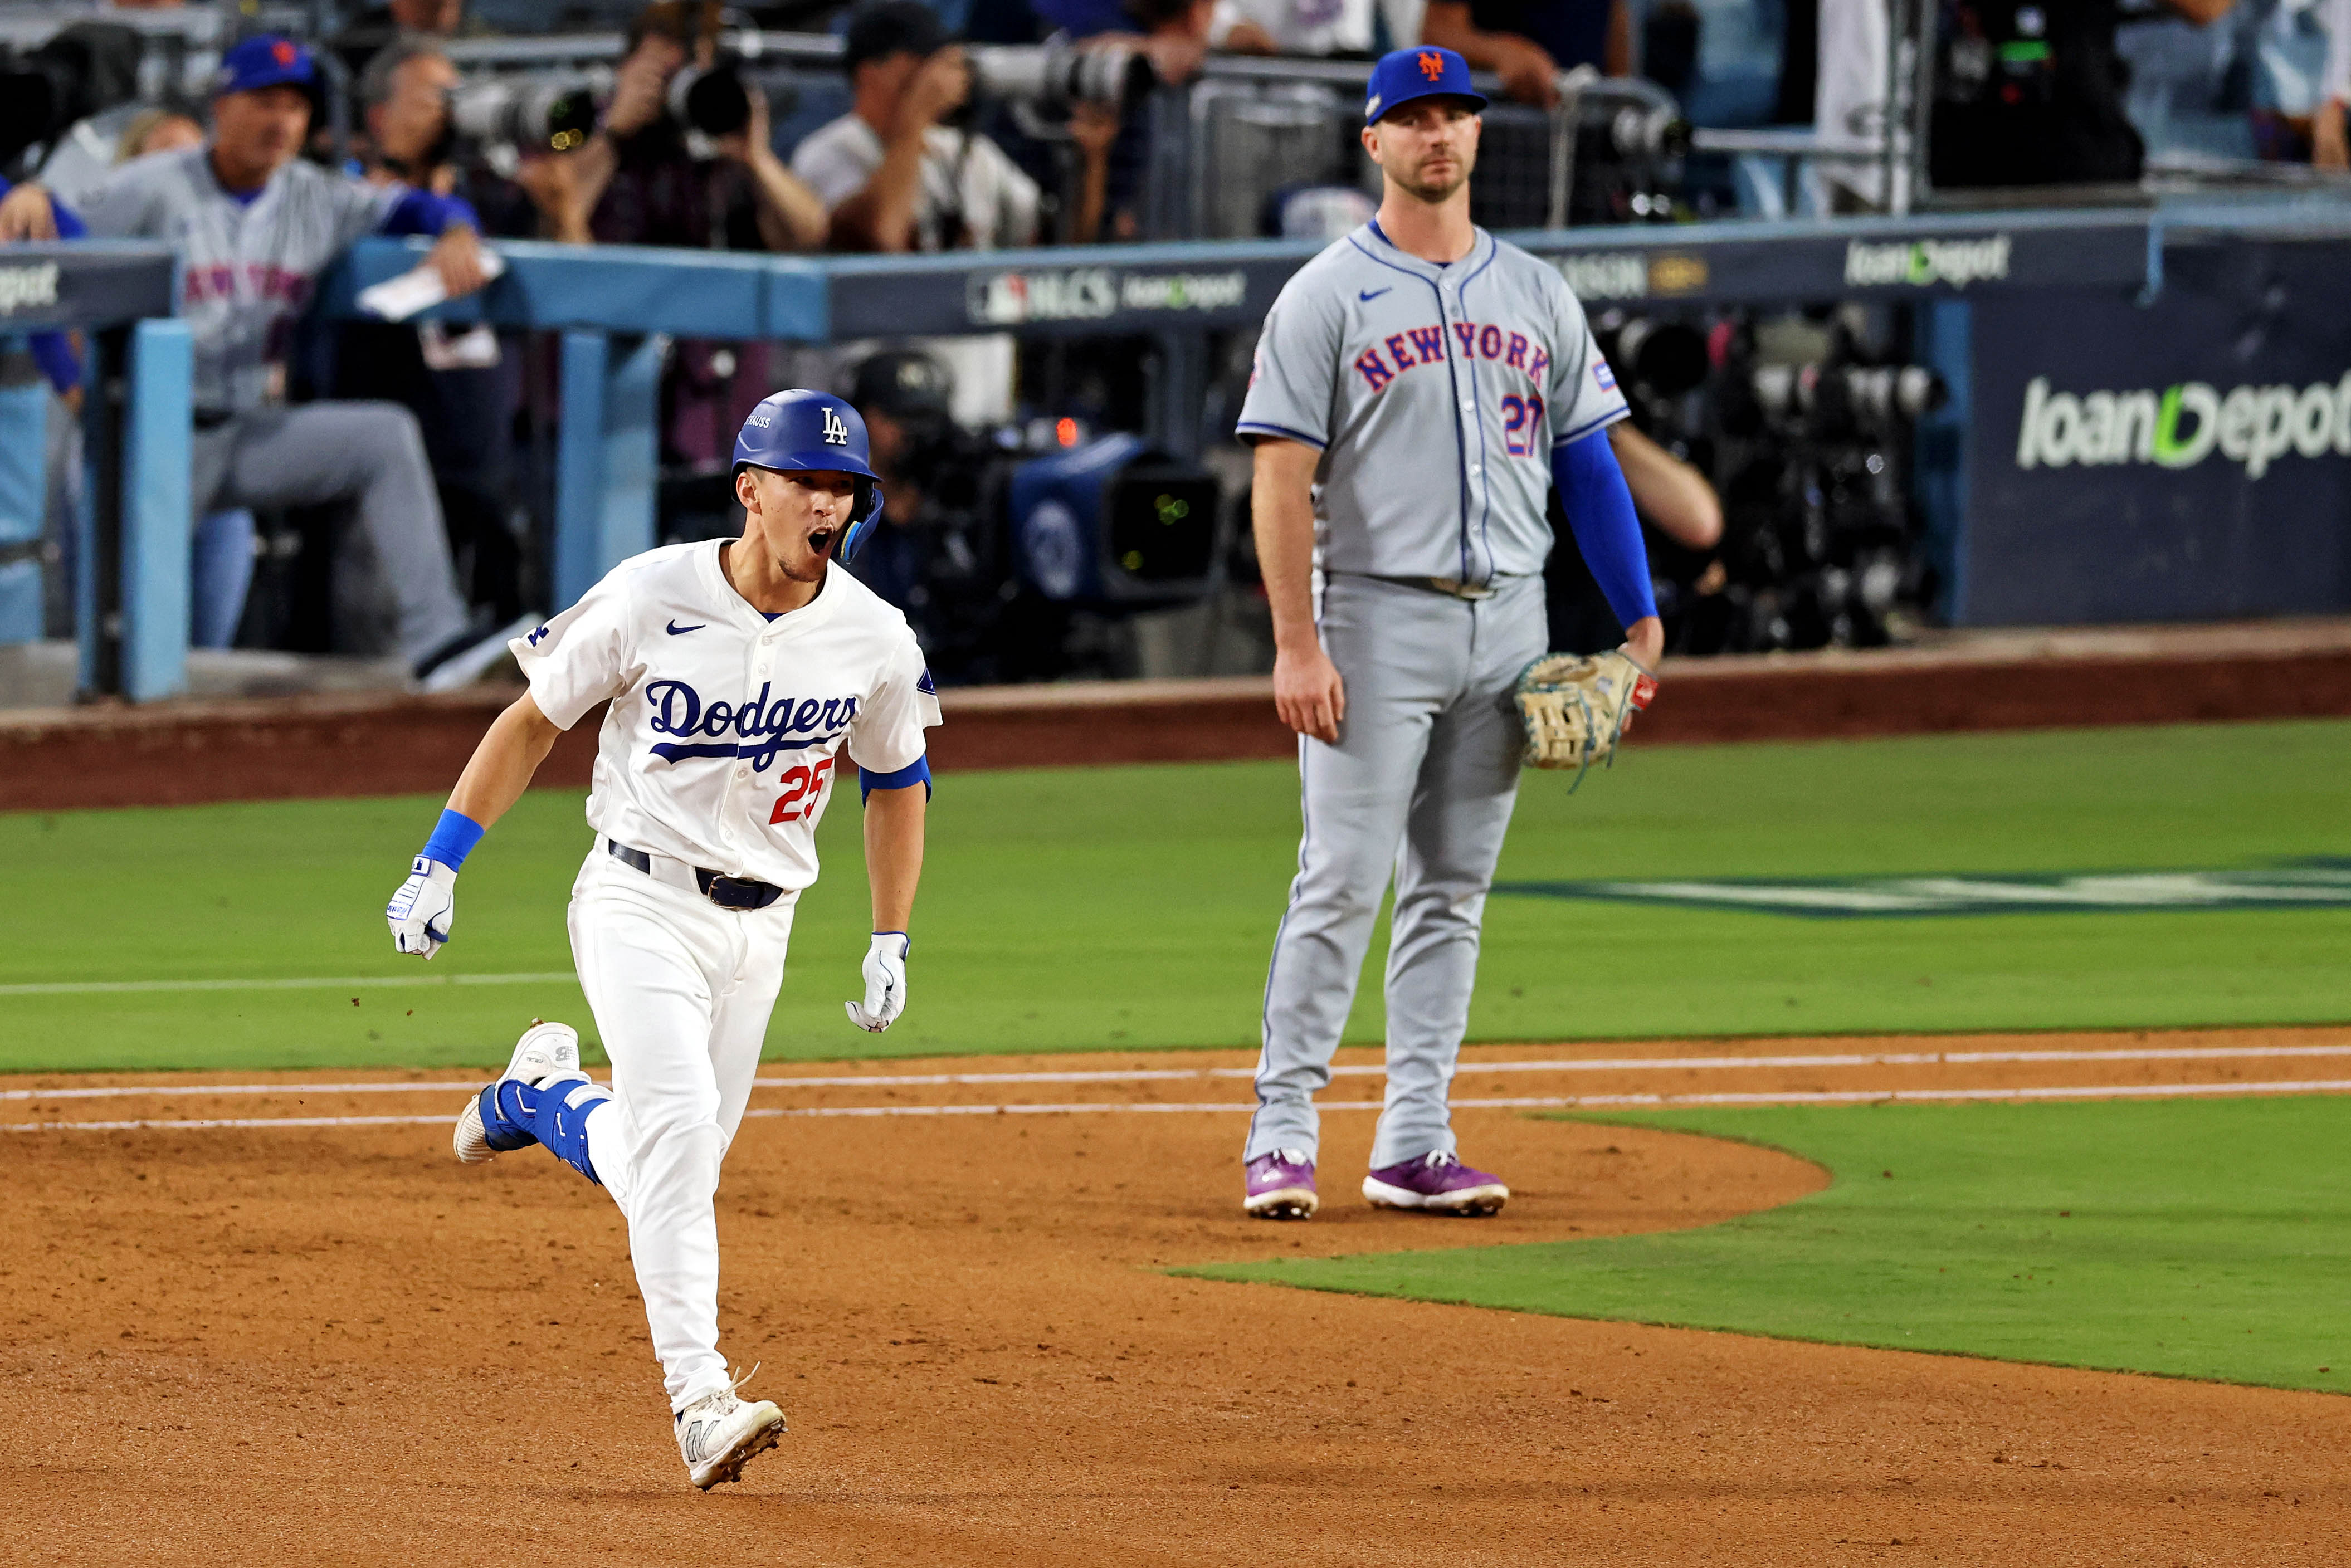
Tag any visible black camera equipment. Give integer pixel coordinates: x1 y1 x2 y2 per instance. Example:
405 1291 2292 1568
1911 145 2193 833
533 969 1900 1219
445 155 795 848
1708 325 1946 653
0 23 144 169
667 57 802 140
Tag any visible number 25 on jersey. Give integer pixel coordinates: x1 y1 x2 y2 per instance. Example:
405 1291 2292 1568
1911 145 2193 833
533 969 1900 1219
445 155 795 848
770 756 837 824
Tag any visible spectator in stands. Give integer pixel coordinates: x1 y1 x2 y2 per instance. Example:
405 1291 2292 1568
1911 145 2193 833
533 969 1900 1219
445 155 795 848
524 0 825 252
342 35 526 627
117 108 204 162
0 36 515 688
35 2 191 208
1420 0 1630 105
333 0 468 81
794 0 1056 252
2315 0 2350 168
1209 0 1423 58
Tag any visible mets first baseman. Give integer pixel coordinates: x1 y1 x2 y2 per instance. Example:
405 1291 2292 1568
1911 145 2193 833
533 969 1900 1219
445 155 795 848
1236 46 1661 1220
385 390 940 1488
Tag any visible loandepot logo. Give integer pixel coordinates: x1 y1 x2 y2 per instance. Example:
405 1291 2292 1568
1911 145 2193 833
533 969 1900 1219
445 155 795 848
1493 862 2351 919
2017 371 2351 480
1843 234 2011 290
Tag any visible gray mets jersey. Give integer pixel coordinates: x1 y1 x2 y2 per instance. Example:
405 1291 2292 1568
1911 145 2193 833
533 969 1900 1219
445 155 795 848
1236 220 1628 585
76 147 403 414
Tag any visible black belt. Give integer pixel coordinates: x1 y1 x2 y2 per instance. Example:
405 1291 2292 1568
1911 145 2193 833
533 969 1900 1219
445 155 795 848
607 839 786 911
192 408 236 431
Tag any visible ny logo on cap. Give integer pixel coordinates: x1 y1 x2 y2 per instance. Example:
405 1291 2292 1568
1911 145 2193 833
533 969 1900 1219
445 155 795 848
273 40 298 66
1417 50 1445 81
821 407 849 446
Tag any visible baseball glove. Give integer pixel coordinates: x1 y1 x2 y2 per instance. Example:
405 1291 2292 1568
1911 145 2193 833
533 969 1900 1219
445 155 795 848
1513 651 1659 786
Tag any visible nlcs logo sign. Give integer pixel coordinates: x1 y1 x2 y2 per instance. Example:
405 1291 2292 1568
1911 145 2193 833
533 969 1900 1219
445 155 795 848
821 407 849 446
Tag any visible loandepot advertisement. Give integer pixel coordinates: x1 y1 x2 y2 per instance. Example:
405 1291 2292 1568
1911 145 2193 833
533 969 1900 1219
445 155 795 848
2013 371 2351 481
1964 241 2351 626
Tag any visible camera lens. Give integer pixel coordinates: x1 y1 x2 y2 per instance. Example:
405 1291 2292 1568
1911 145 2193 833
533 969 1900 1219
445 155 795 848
684 66 752 138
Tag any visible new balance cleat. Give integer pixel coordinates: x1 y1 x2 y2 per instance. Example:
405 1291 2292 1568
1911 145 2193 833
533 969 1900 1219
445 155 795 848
676 1369 788 1489
1243 1148 1319 1219
452 1019 583 1164
1363 1151 1509 1215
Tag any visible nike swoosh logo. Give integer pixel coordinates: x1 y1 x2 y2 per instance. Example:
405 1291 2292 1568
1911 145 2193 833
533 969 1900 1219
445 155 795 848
1359 287 1392 301
666 621 706 636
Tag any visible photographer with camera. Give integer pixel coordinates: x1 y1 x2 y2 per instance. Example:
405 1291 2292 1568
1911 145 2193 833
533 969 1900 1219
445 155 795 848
0 35 515 688
794 0 1094 253
525 0 824 252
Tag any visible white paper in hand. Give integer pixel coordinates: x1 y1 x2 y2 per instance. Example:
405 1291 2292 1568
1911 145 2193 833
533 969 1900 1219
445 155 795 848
357 250 508 322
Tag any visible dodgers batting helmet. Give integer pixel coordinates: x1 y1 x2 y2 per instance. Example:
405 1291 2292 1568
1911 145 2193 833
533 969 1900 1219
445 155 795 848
732 389 886 562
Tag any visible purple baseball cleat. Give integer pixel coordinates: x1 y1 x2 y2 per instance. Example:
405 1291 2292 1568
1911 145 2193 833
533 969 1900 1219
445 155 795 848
1363 1151 1510 1215
1243 1149 1318 1219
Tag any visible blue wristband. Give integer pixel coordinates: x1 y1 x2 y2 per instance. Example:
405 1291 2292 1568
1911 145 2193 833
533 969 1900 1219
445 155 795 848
418 808 486 872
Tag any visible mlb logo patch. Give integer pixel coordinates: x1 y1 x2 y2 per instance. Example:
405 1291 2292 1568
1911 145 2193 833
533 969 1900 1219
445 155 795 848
1593 359 1617 392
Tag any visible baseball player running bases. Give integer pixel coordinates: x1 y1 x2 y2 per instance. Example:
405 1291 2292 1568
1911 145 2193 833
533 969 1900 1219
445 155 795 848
386 390 940 1488
1236 47 1663 1220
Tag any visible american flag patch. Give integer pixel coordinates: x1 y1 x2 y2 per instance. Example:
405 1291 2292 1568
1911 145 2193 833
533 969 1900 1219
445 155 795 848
1594 359 1617 392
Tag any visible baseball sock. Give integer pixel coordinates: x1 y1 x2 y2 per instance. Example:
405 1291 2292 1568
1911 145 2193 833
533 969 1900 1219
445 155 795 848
530 1074 613 1187
484 1074 611 1186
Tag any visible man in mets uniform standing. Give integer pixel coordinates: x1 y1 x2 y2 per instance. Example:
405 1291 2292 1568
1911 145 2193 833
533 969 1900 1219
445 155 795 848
1235 46 1663 1219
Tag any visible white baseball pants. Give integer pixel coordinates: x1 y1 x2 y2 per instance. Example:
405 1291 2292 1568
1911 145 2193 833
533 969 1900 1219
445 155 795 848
567 848 794 1411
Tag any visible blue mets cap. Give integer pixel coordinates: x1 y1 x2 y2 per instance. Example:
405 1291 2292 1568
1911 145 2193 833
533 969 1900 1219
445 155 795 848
214 35 317 97
1364 46 1487 125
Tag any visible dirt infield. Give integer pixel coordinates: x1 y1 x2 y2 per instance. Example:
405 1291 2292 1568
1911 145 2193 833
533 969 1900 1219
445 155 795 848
7 617 2351 810
5 1029 2348 1565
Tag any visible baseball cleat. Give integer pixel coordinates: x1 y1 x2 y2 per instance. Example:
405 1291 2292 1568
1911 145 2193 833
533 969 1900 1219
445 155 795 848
676 1369 788 1490
1243 1148 1319 1219
1363 1151 1509 1216
452 1019 583 1164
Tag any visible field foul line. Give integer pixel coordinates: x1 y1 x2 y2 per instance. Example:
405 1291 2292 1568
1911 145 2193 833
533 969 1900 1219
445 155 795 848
7 1078 2349 1132
0 972 577 997
12 1041 2351 1103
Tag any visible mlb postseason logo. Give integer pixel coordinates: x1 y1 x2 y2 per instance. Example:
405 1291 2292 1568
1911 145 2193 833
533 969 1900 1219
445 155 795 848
1551 252 1708 302
966 267 1248 326
0 262 61 316
821 406 850 446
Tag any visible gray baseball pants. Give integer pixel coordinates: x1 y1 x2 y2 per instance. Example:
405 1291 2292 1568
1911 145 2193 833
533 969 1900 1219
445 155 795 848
1247 570 1548 1171
193 402 470 664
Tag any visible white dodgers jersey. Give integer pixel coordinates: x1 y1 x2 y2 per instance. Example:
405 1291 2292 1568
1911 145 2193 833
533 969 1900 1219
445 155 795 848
512 541 942 893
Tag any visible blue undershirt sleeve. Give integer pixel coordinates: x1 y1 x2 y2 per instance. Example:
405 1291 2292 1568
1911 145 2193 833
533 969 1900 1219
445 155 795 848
859 754 932 802
1552 427 1657 629
379 189 482 237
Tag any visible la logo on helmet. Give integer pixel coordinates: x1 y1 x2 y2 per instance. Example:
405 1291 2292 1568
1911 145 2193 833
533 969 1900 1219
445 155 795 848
1417 50 1444 80
821 407 849 446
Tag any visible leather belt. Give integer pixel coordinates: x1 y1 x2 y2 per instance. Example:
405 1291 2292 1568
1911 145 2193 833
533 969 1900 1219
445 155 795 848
606 838 784 911
1376 575 1496 601
192 408 237 431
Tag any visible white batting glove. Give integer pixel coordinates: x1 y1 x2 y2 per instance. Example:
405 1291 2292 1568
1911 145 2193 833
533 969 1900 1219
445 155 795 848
387 857 458 959
845 932 909 1032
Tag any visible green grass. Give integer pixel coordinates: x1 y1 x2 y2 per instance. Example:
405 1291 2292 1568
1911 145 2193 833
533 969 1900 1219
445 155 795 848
1178 1097 2351 1394
1 719 2347 1072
